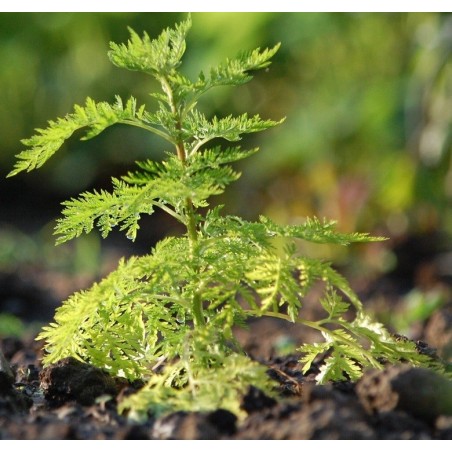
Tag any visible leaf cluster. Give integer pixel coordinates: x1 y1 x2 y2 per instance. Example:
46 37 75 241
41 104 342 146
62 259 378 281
9 15 447 419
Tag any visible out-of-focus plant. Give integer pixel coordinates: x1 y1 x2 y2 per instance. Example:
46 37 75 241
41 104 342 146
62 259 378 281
0 313 25 337
0 224 101 278
391 289 446 336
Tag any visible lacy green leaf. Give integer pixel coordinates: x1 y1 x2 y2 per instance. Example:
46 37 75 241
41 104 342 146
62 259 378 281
108 16 191 75
8 96 151 177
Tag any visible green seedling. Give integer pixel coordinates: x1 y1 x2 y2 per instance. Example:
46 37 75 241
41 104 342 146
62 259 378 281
8 15 439 419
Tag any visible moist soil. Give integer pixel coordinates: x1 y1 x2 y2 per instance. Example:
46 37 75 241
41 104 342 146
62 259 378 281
1 234 452 439
1 321 452 439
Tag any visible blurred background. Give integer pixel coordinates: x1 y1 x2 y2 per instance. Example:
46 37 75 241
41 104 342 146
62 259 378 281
0 12 451 353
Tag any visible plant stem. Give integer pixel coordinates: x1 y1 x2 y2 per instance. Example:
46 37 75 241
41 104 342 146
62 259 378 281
159 76 199 246
174 122 198 249
120 120 173 143
192 291 205 328
162 75 205 328
244 309 383 369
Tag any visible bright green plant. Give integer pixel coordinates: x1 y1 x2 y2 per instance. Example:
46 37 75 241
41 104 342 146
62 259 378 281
8 16 438 419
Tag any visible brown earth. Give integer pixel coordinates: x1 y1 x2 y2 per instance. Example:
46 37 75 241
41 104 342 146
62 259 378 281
1 313 451 440
1 232 452 440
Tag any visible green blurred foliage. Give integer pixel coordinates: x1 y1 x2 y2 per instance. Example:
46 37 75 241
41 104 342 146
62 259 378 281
0 312 25 337
0 223 102 277
1 13 451 274
390 288 446 336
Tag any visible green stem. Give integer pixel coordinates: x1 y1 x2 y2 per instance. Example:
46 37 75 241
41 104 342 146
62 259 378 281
185 199 198 245
189 137 211 156
119 119 173 143
152 201 185 223
161 75 205 328
244 309 383 369
192 292 205 328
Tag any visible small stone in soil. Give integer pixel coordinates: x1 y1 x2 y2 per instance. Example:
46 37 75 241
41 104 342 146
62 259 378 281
356 364 452 422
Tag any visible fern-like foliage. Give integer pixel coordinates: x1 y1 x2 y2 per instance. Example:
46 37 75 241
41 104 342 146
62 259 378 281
7 97 154 177
108 19 190 76
10 15 446 420
118 326 276 420
299 290 433 383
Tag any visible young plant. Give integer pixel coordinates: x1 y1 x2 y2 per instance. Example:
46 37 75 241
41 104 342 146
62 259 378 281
8 15 438 419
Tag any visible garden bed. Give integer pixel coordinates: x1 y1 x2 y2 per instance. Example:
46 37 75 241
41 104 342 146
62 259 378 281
1 302 451 440
1 230 452 440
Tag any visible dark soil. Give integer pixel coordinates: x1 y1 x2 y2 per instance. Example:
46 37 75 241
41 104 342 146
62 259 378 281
1 318 452 440
1 232 452 440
